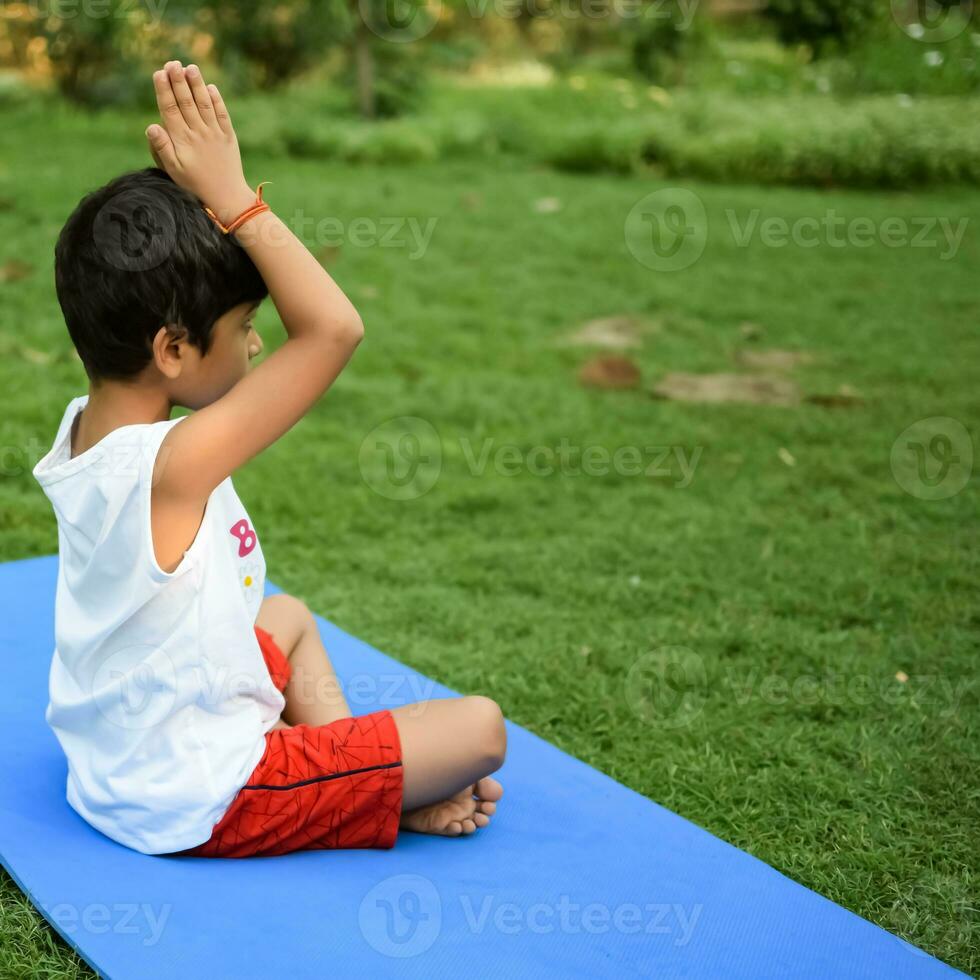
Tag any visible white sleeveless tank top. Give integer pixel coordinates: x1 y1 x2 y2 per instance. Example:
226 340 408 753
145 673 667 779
32 395 285 854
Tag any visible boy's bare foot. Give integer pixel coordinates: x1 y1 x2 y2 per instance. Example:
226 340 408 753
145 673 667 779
400 776 503 837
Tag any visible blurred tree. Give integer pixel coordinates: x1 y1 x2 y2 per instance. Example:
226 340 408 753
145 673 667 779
626 0 710 84
763 0 885 55
564 0 618 60
186 0 434 118
353 16 376 117
14 2 172 106
22 7 124 102
352 0 438 117
195 0 348 87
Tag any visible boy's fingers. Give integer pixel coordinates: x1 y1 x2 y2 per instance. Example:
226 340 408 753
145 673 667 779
152 68 189 138
207 83 234 136
166 62 202 130
146 124 178 173
184 65 216 126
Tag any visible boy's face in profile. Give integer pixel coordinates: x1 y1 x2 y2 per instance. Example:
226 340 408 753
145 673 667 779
166 300 263 409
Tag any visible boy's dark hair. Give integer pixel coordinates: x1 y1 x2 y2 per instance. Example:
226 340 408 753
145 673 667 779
55 167 267 382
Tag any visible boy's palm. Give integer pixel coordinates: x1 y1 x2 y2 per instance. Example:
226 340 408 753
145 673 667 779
146 62 253 219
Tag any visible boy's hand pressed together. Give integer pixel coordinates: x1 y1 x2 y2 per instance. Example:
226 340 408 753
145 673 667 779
146 63 255 228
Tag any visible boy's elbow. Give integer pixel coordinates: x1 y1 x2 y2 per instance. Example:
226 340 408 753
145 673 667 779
346 312 364 346
314 312 362 352
331 311 363 350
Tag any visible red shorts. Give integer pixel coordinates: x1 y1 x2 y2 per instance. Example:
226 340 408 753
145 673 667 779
170 626 403 858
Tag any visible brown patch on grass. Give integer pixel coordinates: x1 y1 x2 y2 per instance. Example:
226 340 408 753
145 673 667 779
0 260 33 283
805 384 864 408
651 372 800 406
579 355 642 390
560 315 656 350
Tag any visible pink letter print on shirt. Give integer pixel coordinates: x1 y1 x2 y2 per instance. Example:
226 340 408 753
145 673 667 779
230 518 257 557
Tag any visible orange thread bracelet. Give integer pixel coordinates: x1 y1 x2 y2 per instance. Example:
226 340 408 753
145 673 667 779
204 182 270 235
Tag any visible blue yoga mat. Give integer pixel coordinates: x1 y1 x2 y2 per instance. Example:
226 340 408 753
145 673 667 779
0 555 964 979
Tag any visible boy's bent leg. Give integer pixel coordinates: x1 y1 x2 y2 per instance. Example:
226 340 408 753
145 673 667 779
256 593 352 726
391 696 506 823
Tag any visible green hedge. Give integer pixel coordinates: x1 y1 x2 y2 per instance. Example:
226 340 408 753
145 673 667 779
233 88 980 189
634 94 980 187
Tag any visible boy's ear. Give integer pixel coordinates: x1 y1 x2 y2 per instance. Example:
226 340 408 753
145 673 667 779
152 323 190 379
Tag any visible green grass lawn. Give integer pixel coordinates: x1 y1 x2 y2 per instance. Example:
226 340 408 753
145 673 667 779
0 104 977 977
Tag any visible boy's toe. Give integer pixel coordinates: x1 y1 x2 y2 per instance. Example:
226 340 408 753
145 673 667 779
474 777 503 802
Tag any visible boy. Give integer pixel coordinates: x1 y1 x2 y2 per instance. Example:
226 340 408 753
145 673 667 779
31 61 505 857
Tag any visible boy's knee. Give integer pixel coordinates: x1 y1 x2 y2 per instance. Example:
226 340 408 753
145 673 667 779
259 593 317 648
266 593 314 627
464 695 507 770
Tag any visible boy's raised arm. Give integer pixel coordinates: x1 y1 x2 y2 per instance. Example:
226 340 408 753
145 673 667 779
145 61 363 501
